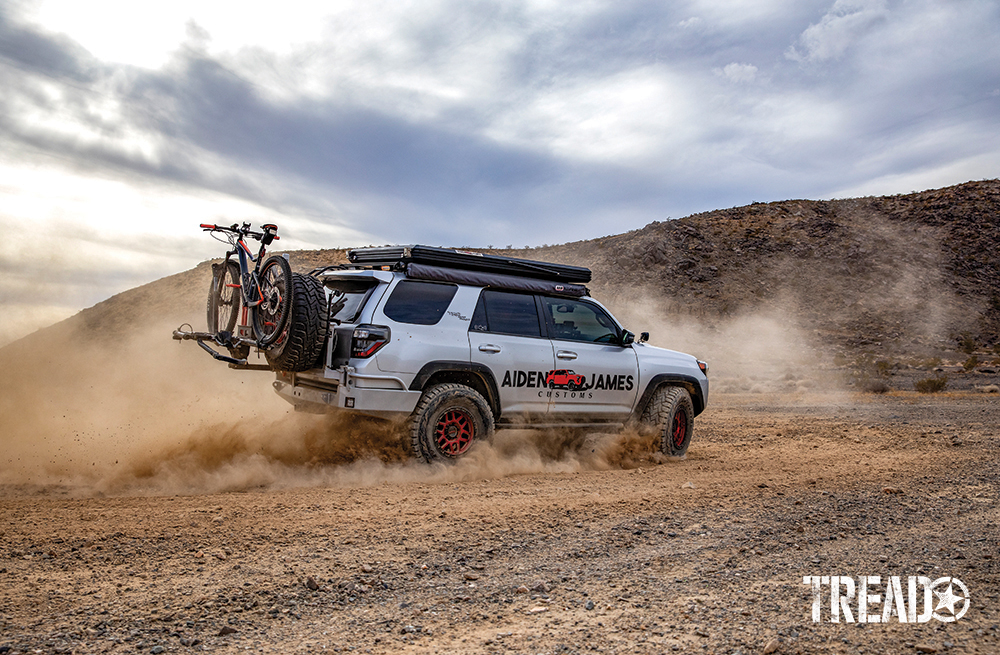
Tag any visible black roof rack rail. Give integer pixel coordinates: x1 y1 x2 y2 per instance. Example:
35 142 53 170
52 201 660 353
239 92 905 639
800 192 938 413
347 245 591 283
308 264 353 277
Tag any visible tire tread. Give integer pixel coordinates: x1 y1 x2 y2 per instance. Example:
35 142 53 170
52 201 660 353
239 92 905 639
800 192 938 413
640 385 695 456
264 273 328 372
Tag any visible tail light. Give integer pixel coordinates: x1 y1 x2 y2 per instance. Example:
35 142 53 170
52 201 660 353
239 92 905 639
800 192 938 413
352 325 390 358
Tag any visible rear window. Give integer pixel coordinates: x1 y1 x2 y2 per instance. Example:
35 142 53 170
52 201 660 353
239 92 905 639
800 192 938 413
470 290 541 337
324 278 378 323
382 280 458 325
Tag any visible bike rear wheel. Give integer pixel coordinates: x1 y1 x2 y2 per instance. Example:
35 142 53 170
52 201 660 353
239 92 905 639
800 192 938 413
252 255 292 346
207 260 241 335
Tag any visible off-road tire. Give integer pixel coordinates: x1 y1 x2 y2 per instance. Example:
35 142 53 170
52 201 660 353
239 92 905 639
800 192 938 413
252 255 293 346
640 385 694 457
263 272 328 372
409 383 495 462
207 260 250 359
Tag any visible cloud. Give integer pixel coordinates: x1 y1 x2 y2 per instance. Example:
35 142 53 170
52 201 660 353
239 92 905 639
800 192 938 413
717 62 758 83
1 0 1000 341
786 0 888 63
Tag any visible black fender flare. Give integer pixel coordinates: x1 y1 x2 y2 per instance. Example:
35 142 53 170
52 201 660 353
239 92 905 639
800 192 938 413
632 374 707 420
409 361 502 420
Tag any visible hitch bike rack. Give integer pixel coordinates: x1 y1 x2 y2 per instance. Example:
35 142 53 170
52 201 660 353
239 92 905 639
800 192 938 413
172 324 272 371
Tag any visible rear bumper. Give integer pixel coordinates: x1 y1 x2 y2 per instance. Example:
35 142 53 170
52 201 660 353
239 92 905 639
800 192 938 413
272 369 421 418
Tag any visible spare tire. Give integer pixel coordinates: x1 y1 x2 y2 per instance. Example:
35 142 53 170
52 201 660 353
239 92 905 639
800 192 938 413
264 273 328 372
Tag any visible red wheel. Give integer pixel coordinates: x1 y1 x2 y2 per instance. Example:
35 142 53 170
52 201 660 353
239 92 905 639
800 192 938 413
409 383 494 462
671 408 688 449
433 409 475 456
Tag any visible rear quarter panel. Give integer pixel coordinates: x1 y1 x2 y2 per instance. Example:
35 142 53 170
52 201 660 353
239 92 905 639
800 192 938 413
372 283 481 374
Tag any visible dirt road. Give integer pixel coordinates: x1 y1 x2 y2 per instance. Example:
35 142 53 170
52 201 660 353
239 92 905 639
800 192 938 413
2 392 998 654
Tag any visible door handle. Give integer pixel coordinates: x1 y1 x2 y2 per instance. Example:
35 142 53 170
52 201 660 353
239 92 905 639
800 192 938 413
556 350 577 360
478 344 501 353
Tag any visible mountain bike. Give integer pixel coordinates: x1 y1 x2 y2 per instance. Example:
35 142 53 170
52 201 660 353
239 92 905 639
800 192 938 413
172 222 291 366
202 221 292 346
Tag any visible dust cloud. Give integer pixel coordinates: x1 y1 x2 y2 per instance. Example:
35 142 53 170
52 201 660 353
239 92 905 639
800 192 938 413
2 282 850 498
610 297 842 396
0 317 663 497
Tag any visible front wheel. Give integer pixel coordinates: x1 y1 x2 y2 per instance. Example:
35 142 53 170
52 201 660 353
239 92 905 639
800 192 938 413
207 260 241 335
252 255 292 346
640 386 694 457
207 260 250 359
409 384 494 462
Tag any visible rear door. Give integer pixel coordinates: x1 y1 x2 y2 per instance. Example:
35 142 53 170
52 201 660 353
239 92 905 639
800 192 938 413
468 290 554 418
538 296 639 420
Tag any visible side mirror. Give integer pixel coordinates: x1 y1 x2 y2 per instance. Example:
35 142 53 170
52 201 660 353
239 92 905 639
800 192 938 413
639 332 649 343
620 330 635 346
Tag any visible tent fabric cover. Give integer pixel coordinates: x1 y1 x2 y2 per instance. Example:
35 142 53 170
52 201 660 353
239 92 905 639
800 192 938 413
405 263 590 297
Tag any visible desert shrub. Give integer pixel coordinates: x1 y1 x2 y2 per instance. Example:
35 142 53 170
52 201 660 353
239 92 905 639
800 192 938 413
920 357 942 369
994 343 1000 355
851 357 892 393
860 378 891 394
963 355 979 371
914 376 948 393
958 333 976 354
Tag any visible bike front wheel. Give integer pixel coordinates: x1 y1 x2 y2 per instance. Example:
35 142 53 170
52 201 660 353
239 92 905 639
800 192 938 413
207 259 241 335
252 255 292 346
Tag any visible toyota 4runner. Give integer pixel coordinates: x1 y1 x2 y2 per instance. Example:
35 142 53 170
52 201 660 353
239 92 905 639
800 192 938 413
251 245 709 462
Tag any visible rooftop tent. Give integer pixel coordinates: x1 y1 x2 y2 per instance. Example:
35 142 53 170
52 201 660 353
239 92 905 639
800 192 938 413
347 245 592 284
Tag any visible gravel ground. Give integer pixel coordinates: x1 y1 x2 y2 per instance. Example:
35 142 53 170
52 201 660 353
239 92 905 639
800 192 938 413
2 391 999 655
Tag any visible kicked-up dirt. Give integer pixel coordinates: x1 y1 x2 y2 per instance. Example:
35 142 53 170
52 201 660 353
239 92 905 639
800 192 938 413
1 390 998 655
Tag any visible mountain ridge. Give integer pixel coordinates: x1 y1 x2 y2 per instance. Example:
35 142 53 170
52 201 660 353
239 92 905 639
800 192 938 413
5 179 999 361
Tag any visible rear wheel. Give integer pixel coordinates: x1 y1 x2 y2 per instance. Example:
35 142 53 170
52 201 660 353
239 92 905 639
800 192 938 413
264 273 329 372
252 255 292 346
409 383 494 462
640 386 694 457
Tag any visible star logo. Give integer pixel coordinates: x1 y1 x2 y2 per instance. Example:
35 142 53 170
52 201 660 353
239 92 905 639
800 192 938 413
930 577 970 622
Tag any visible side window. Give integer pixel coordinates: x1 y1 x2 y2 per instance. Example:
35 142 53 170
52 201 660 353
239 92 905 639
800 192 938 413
541 297 619 343
469 290 541 337
382 280 458 325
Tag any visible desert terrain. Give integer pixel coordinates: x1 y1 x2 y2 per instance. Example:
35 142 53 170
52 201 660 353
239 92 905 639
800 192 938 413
2 181 1000 654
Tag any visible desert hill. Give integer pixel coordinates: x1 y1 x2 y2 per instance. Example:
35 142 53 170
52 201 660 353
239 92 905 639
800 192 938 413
5 179 1000 372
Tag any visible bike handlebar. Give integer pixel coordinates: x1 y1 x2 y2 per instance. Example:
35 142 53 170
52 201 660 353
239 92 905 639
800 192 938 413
200 223 279 241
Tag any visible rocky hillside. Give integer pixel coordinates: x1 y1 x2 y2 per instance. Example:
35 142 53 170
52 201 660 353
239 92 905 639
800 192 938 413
7 180 1000 363
532 179 1000 358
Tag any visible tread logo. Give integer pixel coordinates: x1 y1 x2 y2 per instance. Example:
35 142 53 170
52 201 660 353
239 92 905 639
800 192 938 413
804 575 969 623
500 369 634 393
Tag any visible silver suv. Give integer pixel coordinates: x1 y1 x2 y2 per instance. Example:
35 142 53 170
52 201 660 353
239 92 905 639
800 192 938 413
270 246 708 462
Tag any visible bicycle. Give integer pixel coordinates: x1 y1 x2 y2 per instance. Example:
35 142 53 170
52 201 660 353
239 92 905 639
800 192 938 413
202 222 292 357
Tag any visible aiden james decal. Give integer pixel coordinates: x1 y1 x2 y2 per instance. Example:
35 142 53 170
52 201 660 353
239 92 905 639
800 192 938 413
500 369 634 392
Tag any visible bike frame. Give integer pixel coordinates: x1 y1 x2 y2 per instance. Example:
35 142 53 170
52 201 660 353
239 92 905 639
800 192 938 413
202 222 280 332
171 222 282 369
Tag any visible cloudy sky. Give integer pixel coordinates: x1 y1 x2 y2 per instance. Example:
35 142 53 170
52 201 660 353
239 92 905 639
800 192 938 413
1 0 998 344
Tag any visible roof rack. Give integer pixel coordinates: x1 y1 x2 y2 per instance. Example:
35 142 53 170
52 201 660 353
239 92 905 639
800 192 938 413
347 245 591 283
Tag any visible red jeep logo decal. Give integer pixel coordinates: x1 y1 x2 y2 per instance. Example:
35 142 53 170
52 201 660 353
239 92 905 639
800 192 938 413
545 369 586 390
